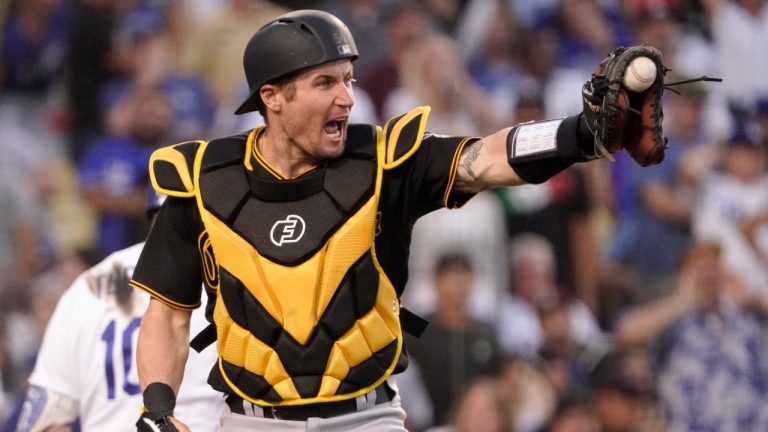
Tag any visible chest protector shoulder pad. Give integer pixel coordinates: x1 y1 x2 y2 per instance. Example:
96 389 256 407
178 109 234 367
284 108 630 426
381 106 431 170
149 140 207 197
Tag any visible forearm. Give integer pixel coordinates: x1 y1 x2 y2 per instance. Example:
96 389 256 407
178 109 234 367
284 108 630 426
16 386 78 432
137 298 191 393
454 115 593 193
453 127 523 194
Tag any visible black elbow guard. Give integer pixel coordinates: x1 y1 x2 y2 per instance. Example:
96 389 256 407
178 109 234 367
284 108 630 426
506 114 594 184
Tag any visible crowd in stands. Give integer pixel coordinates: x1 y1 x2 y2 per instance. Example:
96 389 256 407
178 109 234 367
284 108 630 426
3 0 768 430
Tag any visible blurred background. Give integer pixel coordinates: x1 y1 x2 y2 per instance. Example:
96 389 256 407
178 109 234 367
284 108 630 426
3 0 768 431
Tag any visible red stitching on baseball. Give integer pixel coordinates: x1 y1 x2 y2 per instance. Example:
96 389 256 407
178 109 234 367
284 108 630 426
630 61 653 82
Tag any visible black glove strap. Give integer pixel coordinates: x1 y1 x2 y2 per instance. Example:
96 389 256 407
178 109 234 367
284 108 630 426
507 114 592 184
143 382 177 419
137 382 179 432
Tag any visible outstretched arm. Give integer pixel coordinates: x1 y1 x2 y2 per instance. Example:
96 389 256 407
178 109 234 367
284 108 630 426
454 115 593 194
136 298 192 431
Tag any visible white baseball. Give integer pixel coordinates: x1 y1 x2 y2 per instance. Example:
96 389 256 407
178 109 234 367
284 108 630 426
623 56 657 92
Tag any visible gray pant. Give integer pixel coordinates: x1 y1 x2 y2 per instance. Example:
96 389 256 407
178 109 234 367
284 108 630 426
220 379 408 431
220 402 408 431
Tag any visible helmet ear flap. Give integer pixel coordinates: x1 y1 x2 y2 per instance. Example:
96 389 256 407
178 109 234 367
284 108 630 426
235 10 359 115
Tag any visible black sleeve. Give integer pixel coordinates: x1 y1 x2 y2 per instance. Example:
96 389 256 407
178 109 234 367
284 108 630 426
130 197 204 310
397 133 480 220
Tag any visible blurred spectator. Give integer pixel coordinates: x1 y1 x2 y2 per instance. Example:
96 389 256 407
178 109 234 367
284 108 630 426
315 0 388 81
609 75 715 297
506 0 559 28
420 0 470 35
179 0 286 109
405 252 503 428
616 242 768 430
0 125 67 297
751 96 768 141
358 0 434 119
499 358 557 432
707 0 768 116
738 210 768 268
462 0 522 125
631 7 680 59
543 391 600 432
589 349 660 432
384 32 500 136
692 133 768 298
496 233 601 360
514 26 585 119
0 0 72 196
404 189 508 324
397 32 508 320
65 0 123 162
78 85 172 257
1 0 70 114
426 377 514 432
1 266 76 430
0 331 9 426
105 6 215 142
0 183 40 296
555 0 633 73
537 293 607 402
498 167 600 309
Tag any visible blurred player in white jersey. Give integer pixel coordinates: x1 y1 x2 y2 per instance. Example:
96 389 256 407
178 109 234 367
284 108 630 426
15 190 225 432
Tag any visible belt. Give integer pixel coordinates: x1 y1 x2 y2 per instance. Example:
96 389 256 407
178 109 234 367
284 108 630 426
226 384 394 421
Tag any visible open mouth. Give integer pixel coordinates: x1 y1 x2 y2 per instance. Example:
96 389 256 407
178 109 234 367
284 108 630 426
323 118 346 139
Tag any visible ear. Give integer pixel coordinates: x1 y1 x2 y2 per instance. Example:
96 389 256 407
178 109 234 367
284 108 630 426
260 84 282 113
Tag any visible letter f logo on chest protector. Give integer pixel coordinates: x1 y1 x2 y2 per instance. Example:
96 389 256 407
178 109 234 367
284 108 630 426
270 215 306 246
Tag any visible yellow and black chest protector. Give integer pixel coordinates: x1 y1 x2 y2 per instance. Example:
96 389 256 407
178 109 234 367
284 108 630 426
148 107 431 406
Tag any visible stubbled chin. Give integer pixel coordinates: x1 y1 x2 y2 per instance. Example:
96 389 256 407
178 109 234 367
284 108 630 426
318 133 345 160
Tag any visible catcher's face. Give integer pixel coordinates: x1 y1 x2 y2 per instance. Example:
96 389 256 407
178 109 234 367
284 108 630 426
273 60 355 162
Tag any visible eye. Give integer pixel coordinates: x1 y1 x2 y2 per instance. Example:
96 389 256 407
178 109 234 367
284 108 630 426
317 78 332 88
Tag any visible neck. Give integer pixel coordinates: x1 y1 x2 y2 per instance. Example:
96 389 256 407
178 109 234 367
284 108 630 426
258 128 318 179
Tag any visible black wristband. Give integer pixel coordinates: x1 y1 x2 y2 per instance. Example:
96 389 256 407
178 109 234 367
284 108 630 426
143 382 176 419
507 114 588 184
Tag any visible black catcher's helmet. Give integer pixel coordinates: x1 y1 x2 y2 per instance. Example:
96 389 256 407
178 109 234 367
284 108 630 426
234 9 359 115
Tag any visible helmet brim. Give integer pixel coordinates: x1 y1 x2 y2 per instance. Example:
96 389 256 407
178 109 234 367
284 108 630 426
234 88 261 115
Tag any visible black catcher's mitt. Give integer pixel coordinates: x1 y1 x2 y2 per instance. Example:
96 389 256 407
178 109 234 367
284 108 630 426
581 45 666 166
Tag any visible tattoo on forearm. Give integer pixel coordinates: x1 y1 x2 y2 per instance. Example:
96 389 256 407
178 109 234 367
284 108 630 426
460 139 483 181
454 139 484 192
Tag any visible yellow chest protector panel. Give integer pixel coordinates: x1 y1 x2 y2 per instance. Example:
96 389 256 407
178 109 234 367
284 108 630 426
147 107 430 406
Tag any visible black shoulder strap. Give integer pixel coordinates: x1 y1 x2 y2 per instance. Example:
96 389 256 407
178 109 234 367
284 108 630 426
400 307 429 338
190 323 217 353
